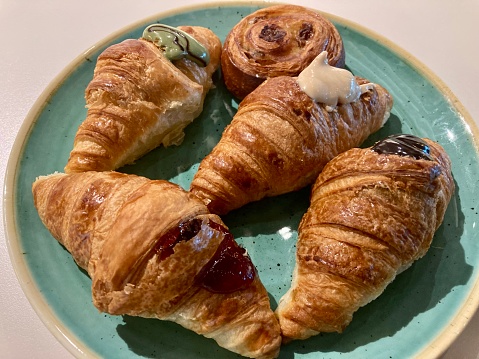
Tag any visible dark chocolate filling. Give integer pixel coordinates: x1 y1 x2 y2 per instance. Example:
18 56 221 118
371 134 433 161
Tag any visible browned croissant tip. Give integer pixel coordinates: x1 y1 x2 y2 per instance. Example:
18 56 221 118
221 4 346 99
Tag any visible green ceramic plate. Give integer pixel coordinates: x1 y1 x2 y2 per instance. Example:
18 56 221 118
5 2 479 358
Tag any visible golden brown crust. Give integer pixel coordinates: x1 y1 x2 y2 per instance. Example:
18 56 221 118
190 75 393 215
275 139 454 341
64 26 221 174
32 171 281 359
221 5 345 99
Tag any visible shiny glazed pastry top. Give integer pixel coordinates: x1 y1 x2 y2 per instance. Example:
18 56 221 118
221 4 345 99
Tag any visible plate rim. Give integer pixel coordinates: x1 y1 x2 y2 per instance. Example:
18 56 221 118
3 1 479 358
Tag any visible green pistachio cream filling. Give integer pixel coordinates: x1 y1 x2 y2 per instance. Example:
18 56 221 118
142 24 210 67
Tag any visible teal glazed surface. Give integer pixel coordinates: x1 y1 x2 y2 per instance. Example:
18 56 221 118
8 3 479 359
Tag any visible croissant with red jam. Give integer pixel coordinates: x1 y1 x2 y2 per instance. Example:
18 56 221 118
221 4 345 99
32 171 281 359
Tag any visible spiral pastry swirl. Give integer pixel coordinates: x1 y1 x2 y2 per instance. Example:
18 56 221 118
221 5 346 99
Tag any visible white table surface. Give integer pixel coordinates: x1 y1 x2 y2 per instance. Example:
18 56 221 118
1 0 478 358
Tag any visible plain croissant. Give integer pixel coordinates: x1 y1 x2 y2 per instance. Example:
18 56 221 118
32 171 281 359
276 135 454 341
64 25 221 173
190 75 393 215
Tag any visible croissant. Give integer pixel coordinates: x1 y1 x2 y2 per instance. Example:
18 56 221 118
64 25 222 173
190 75 393 215
32 171 281 359
275 134 454 341
221 4 345 99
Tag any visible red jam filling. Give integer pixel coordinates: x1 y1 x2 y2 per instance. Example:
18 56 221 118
153 218 255 293
154 218 202 261
196 221 256 294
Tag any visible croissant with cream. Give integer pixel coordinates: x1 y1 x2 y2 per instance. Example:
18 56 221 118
32 171 281 359
221 4 345 99
64 25 221 173
190 62 393 215
276 135 454 341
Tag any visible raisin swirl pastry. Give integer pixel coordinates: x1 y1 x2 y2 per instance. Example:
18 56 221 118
64 25 221 173
221 4 345 99
32 171 281 359
276 135 454 341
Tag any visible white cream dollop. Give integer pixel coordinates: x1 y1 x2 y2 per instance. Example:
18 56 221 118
297 51 374 109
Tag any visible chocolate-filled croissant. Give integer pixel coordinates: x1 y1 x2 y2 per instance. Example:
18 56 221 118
221 4 345 99
190 75 393 215
32 171 281 359
276 135 454 341
65 25 221 173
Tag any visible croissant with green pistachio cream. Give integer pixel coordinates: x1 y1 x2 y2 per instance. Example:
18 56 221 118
32 171 281 359
65 24 221 173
